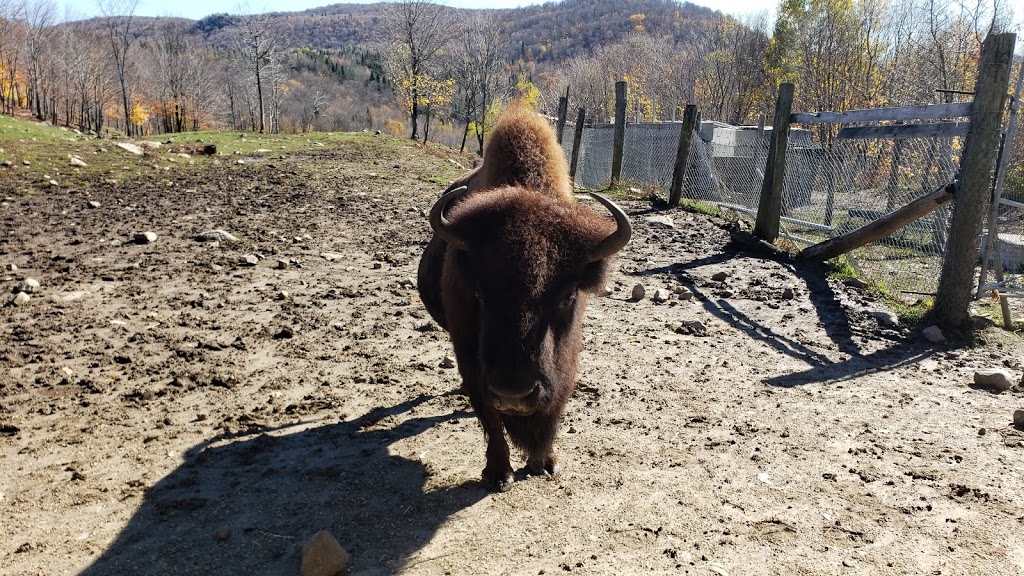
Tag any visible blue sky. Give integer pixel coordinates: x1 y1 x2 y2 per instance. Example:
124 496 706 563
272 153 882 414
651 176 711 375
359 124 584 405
62 0 782 21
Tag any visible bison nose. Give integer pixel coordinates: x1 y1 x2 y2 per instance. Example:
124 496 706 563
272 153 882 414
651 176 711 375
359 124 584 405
486 369 542 401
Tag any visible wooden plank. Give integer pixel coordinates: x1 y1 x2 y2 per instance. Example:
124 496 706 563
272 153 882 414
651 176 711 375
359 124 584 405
610 81 627 186
555 95 568 144
837 122 970 140
668 105 697 207
792 102 972 125
754 83 795 242
798 183 955 262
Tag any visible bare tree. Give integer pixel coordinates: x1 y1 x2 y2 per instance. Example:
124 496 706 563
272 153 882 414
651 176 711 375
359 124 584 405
233 6 283 133
0 0 27 115
449 12 508 153
381 0 457 140
23 0 55 120
98 0 144 136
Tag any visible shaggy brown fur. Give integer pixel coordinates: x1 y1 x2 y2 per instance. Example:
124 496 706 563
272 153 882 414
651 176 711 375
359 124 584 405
417 105 620 492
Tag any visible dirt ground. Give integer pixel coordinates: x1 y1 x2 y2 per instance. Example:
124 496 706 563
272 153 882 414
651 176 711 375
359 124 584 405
2 135 1024 576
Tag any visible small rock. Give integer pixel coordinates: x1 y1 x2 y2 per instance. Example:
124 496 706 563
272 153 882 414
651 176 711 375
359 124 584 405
711 271 729 282
134 231 158 244
867 310 899 328
843 277 868 289
781 287 795 300
48 179 58 186
278 291 290 300
371 261 383 270
440 356 456 369
273 326 294 339
645 214 675 229
69 156 88 167
598 284 614 297
202 144 217 155
674 320 708 336
11 291 31 306
1013 409 1024 429
1 160 12 167
274 259 289 270
236 159 245 165
974 369 1014 391
321 252 344 262
196 230 239 243
631 284 646 301
676 287 693 301
399 278 415 288
5 263 17 272
978 427 987 436
14 278 40 293
87 200 101 209
214 528 231 542
922 325 945 343
240 254 259 266
22 160 30 166
652 289 669 303
116 142 144 155
300 530 350 576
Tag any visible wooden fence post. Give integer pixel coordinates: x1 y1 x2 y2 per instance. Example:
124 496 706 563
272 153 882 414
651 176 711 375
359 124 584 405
669 104 698 206
555 92 569 144
754 83 795 242
934 32 1015 329
569 107 586 184
611 80 627 187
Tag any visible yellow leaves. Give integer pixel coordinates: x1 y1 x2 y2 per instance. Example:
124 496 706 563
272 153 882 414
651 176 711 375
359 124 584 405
384 118 405 137
129 100 150 127
514 75 540 110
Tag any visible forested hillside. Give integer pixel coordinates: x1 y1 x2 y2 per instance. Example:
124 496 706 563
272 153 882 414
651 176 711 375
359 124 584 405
0 0 1016 157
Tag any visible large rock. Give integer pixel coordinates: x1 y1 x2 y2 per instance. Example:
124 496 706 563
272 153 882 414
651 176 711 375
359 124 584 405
630 284 646 301
116 142 145 155
14 278 40 294
922 325 945 343
974 369 1015 392
11 291 30 306
300 530 350 576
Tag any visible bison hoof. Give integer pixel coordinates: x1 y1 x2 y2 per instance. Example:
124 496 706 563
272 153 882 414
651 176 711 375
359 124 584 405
483 466 514 492
524 454 559 477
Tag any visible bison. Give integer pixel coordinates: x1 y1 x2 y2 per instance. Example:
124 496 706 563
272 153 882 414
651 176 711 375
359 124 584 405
417 104 631 491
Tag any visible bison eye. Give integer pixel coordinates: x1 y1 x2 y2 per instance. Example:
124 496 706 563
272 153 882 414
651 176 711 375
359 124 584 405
558 290 577 312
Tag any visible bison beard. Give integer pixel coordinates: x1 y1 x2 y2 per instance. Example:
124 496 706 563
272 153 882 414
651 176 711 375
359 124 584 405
417 105 631 492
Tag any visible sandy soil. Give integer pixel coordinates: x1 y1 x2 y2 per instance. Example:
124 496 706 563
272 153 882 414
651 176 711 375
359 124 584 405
2 137 1024 576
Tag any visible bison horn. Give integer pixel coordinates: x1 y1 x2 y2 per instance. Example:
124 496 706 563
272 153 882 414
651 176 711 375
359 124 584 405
586 192 632 263
429 186 471 251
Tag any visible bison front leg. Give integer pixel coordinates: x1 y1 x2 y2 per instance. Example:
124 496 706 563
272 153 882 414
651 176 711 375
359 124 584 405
478 406 515 492
523 417 559 477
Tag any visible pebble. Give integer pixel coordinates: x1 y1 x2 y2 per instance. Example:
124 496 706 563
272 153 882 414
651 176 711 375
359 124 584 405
321 252 343 262
372 261 383 270
5 263 17 272
48 179 58 186
1 160 11 167
214 528 231 542
300 530 350 576
22 160 30 166
196 230 239 243
711 271 729 282
973 369 1014 392
87 200 101 209
652 289 669 303
1013 409 1024 429
922 325 945 343
11 291 31 306
240 255 259 266
14 278 40 293
274 259 289 270
399 278 415 288
69 156 88 167
631 284 646 301
781 287 795 300
978 427 987 436
440 356 456 369
673 320 708 336
134 231 158 244
675 286 693 300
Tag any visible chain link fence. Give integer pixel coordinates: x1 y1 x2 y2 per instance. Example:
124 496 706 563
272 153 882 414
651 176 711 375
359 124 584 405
561 118 970 297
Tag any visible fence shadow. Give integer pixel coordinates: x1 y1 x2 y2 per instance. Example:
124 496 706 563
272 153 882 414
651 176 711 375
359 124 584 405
79 394 482 576
636 242 938 387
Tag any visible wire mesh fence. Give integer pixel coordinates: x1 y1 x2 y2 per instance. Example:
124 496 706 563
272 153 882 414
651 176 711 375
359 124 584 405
560 117 971 298
780 130 963 296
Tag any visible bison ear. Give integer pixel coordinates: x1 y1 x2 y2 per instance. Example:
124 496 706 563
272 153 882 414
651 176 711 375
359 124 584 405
578 259 611 294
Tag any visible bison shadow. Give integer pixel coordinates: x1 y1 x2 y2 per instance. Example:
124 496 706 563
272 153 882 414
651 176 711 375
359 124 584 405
78 394 482 576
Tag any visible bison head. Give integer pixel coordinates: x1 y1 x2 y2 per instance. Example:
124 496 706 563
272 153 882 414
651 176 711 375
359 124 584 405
430 186 630 416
